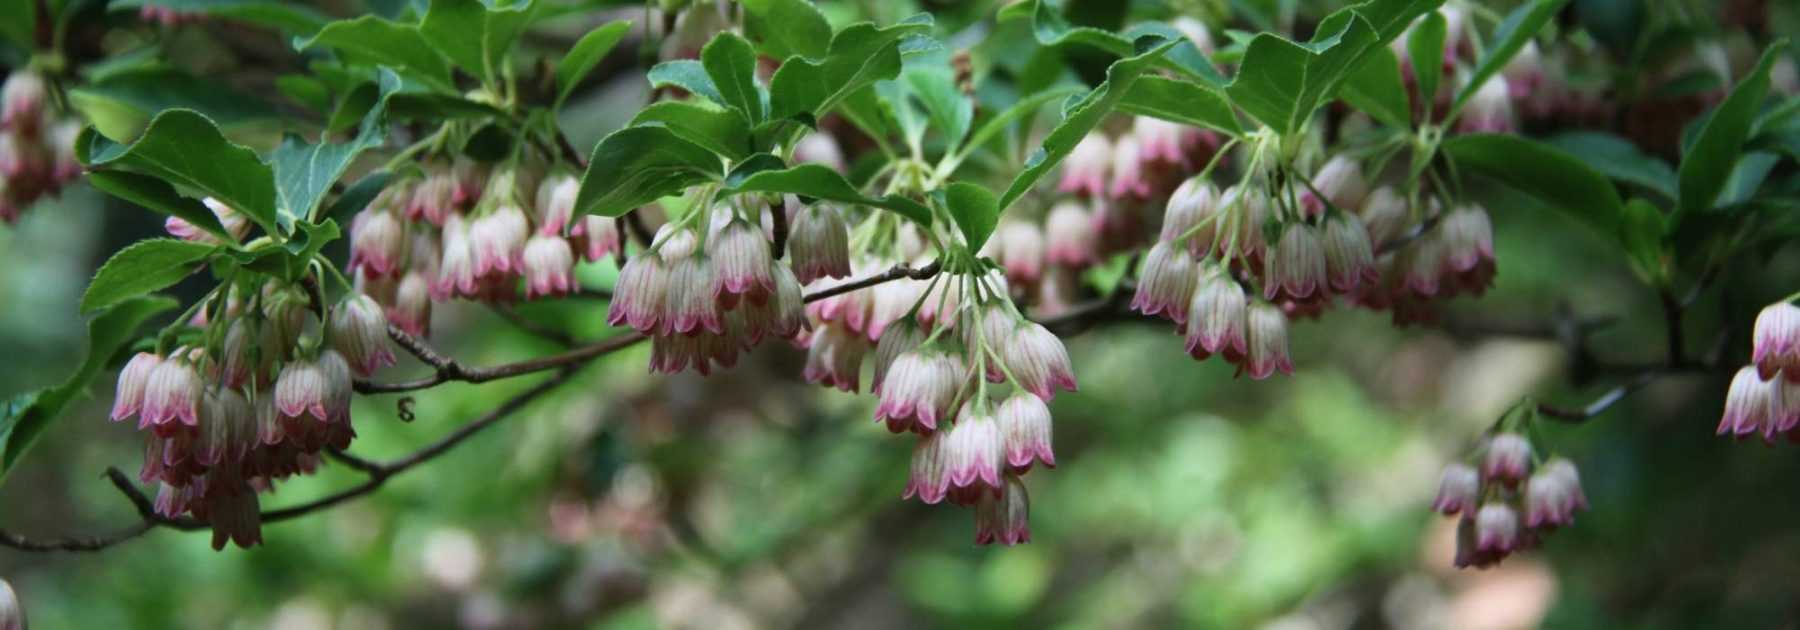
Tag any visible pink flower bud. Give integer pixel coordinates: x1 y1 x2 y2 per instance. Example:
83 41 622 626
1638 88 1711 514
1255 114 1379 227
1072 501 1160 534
1524 457 1586 528
331 294 396 375
471 204 530 278
1003 322 1078 401
50 120 81 183
1045 201 1097 267
522 235 576 298
1720 366 1782 438
806 271 874 335
872 319 926 394
534 172 579 236
350 208 405 277
1753 302 1800 380
1481 433 1532 485
1457 77 1515 134
985 220 1045 285
793 131 846 172
388 271 433 337
111 352 164 421
866 273 925 341
1220 185 1270 265
943 401 1005 505
1302 156 1369 217
1170 16 1216 55
197 387 254 466
1264 223 1328 302
663 256 723 335
1162 178 1220 256
219 319 255 389
1134 116 1206 169
1186 268 1249 362
904 430 950 504
1242 301 1293 379
802 322 868 392
1322 212 1379 292
434 213 478 300
789 202 852 284
570 215 621 262
1057 132 1112 197
1133 241 1198 324
142 356 202 429
651 223 699 260
876 350 965 433
1431 462 1480 515
996 392 1054 473
1359 186 1409 250
1474 503 1520 552
1 70 46 133
610 253 668 333
408 173 456 225
975 474 1031 545
1108 133 1152 200
206 484 263 550
709 219 776 308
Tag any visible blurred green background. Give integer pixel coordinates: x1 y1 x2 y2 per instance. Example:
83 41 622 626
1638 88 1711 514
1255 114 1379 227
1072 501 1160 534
5 0 1800 628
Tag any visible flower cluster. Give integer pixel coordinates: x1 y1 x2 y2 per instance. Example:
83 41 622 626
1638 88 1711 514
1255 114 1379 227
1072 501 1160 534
1430 432 1588 569
345 158 620 337
1718 302 1800 441
608 199 808 375
107 274 395 549
0 70 83 223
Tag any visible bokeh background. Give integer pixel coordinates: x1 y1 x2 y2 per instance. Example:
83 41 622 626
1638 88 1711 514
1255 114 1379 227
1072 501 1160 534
5 0 1800 628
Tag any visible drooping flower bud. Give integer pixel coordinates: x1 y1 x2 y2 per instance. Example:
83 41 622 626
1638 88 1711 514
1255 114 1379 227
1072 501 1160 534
389 271 433 337
522 235 576 298
793 131 846 172
1719 366 1781 438
789 201 852 284
534 172 579 236
433 213 478 300
975 474 1031 546
0 70 46 133
662 256 723 335
1360 186 1410 250
1108 133 1152 200
350 208 406 277
708 219 776 308
1057 132 1112 197
1524 458 1586 528
141 356 203 429
1132 241 1197 323
943 401 1005 504
876 350 965 433
1242 301 1293 379
866 274 925 341
0 575 22 630
1134 116 1206 169
206 483 264 550
1753 302 1800 380
1186 268 1248 362
802 322 868 392
570 215 620 262
987 220 1045 285
1474 503 1521 554
1002 322 1078 401
903 430 950 504
1322 212 1379 293
1045 201 1097 267
872 319 926 394
610 253 668 333
1264 223 1329 301
1219 185 1270 265
1302 156 1369 217
996 392 1054 472
111 352 164 421
470 204 530 279
330 293 396 376
197 387 254 466
1162 178 1219 256
1481 433 1532 485
1457 77 1515 134
1431 462 1481 516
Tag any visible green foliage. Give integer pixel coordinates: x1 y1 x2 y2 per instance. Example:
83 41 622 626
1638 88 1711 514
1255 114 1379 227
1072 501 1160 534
80 239 216 315
294 15 454 90
722 161 933 226
942 182 999 250
78 109 281 235
1676 42 1790 218
574 126 723 218
1449 0 1566 118
555 20 632 108
418 0 536 86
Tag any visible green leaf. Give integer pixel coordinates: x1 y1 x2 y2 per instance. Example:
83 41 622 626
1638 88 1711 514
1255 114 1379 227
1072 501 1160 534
648 59 727 106
1407 11 1445 115
85 170 234 241
959 85 1085 159
419 0 536 85
1116 75 1241 134
1677 42 1789 216
574 126 724 218
555 19 632 108
721 161 932 226
1722 151 1780 206
1351 0 1450 41
0 296 179 484
1339 46 1411 128
630 100 754 160
1000 0 1222 85
767 16 934 121
81 109 280 236
294 15 454 90
1545 132 1677 200
110 0 329 34
903 66 973 153
66 67 278 135
1226 15 1380 134
1449 0 1564 117
997 39 1177 212
324 171 394 223
277 74 333 113
743 0 831 60
1620 198 1667 283
702 32 767 123
1444 133 1623 236
81 239 217 315
943 182 998 250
